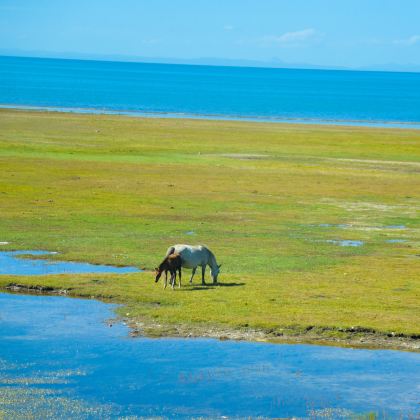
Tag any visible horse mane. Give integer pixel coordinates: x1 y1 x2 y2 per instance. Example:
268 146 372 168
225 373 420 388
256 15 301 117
206 247 218 267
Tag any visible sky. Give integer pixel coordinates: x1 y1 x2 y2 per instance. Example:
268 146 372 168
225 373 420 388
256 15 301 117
1 0 420 71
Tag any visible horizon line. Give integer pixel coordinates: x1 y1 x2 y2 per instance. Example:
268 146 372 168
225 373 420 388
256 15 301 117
1 52 420 75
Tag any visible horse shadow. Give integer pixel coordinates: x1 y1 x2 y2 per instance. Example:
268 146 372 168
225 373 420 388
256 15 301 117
217 282 245 287
181 282 245 291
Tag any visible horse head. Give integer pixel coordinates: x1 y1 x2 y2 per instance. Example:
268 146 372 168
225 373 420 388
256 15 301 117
211 264 222 283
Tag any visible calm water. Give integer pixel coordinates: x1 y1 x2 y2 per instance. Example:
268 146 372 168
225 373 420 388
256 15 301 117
1 55 420 126
0 250 140 275
0 292 419 419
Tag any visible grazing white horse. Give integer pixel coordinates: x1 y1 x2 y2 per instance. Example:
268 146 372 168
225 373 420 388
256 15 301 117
166 244 221 285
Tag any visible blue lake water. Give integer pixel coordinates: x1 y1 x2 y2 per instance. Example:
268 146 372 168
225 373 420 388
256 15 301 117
0 292 419 419
1 55 420 127
0 250 140 275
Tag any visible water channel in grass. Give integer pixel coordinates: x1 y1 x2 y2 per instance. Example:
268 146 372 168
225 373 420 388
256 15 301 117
0 292 418 419
0 250 140 275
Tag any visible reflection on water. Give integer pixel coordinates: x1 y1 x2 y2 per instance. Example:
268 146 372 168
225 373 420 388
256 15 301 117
0 250 140 275
0 293 419 419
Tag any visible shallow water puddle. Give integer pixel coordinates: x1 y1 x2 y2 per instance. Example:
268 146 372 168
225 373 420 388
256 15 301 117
318 223 349 228
326 240 364 247
0 250 140 275
0 293 418 419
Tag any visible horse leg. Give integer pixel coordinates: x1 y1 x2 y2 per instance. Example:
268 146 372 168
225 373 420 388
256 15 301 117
171 271 176 289
190 267 197 284
201 265 206 285
178 268 182 288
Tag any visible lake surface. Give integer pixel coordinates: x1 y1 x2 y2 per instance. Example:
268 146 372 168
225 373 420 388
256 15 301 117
1 55 420 127
0 250 140 275
0 292 418 419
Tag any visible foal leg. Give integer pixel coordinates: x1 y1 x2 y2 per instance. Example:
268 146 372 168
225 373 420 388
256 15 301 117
201 265 206 285
190 267 197 284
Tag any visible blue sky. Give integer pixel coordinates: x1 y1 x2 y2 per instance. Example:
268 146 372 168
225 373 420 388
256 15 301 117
1 0 420 70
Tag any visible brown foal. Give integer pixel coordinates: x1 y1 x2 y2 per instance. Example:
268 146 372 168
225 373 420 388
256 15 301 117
155 253 182 289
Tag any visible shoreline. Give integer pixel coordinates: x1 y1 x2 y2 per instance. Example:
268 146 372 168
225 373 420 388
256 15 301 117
128 318 420 353
3 285 419 352
1 104 420 130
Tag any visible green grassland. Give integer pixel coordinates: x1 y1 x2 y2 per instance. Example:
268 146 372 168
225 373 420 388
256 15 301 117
0 109 419 346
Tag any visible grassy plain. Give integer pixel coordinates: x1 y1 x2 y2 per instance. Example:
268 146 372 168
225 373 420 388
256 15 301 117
0 109 419 347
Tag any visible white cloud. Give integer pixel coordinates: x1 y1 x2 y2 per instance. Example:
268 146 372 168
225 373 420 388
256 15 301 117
276 28 316 43
393 35 420 46
261 28 320 47
224 25 234 31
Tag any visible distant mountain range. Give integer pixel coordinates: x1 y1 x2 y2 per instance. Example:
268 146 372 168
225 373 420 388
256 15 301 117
1 49 420 73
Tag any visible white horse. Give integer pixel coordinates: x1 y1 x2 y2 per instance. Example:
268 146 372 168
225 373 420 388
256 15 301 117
166 244 221 285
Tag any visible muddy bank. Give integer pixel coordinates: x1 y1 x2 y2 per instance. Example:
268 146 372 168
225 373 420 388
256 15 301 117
5 283 71 295
3 284 419 352
128 318 420 352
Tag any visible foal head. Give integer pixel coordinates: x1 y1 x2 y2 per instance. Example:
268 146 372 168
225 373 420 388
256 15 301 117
154 267 163 282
